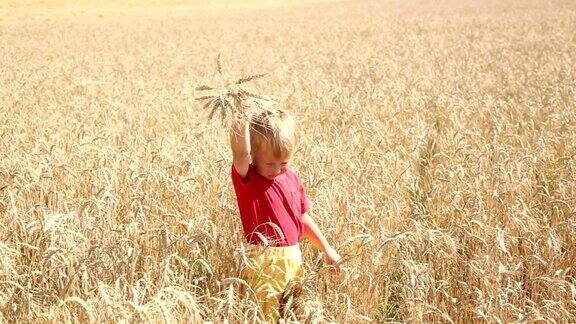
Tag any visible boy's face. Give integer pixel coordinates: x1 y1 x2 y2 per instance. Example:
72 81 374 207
252 145 291 180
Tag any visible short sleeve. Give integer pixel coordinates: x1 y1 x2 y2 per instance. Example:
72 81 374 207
231 164 252 189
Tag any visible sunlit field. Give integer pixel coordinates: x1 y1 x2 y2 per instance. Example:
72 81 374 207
1 0 575 322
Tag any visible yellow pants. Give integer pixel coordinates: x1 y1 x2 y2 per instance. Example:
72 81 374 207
241 244 304 322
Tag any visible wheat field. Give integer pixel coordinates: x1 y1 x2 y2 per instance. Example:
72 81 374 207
1 0 575 322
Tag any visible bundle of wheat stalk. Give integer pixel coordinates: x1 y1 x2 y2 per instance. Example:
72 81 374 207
195 55 278 123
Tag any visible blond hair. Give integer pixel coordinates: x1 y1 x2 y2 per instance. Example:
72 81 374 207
250 109 296 158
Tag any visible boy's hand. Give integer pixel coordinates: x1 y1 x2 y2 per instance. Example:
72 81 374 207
323 247 342 274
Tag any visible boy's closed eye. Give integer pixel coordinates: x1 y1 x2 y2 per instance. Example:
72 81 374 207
266 163 288 166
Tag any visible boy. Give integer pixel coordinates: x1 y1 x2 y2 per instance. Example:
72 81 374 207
230 107 341 321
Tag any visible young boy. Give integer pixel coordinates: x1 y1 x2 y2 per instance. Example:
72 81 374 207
230 108 341 321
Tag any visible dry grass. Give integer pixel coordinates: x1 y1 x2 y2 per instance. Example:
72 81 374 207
1 0 575 322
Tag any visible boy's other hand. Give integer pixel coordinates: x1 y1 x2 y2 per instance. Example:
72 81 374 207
323 247 342 274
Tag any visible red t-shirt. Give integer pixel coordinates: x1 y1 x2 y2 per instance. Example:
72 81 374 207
231 164 310 247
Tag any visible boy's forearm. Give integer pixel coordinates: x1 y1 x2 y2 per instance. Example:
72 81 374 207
230 119 250 156
302 213 333 253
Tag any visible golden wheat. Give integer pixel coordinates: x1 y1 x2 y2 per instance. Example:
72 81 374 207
1 0 575 323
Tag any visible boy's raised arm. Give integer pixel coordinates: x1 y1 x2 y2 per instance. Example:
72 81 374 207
230 119 251 179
